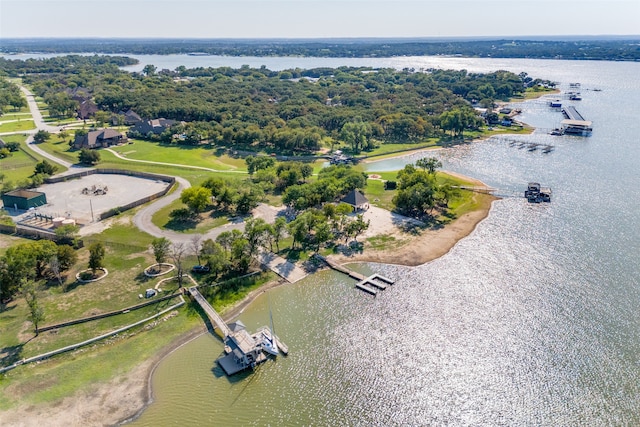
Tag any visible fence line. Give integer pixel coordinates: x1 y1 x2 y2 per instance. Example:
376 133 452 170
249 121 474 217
37 293 181 333
0 295 185 374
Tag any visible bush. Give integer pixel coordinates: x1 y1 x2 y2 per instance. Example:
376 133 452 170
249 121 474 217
79 271 94 281
384 181 397 190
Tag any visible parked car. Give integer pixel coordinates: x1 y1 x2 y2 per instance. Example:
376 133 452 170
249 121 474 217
145 289 157 298
191 265 210 273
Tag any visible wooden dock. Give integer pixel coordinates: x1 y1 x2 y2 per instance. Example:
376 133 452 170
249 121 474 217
274 334 289 355
187 286 231 338
318 255 395 295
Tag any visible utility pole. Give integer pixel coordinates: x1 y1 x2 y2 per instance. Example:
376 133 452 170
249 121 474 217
90 199 94 222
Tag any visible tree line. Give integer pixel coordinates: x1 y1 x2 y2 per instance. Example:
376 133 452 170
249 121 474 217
2 38 639 61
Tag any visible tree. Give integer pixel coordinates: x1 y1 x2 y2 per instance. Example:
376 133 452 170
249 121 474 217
21 279 44 335
236 189 260 215
54 224 80 246
169 242 187 288
415 157 442 174
244 217 269 256
33 130 51 144
346 214 370 242
340 120 373 153
180 186 211 214
245 155 275 175
34 159 58 176
200 239 227 278
230 238 251 273
88 242 105 275
314 222 333 251
271 216 287 252
93 110 111 127
49 255 63 285
151 237 171 266
31 240 57 278
142 64 157 76
190 234 203 266
78 148 100 165
56 244 78 271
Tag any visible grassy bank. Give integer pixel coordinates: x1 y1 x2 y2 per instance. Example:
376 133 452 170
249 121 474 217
0 134 67 183
0 216 276 410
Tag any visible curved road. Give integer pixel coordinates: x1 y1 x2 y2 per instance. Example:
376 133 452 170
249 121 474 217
17 85 281 245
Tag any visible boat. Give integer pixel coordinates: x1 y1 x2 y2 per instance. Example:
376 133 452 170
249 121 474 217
569 93 582 101
549 128 563 136
549 99 562 108
261 299 279 356
261 328 279 356
524 182 551 203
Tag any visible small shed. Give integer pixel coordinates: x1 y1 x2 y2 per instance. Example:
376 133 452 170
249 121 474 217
340 189 369 211
1 189 47 210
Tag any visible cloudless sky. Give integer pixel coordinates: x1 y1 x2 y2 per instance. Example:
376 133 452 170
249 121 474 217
1 0 638 39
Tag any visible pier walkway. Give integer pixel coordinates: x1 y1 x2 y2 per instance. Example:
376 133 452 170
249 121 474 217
319 255 395 295
562 105 586 121
187 286 231 338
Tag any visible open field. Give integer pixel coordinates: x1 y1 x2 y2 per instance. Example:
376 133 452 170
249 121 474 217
0 120 35 133
0 112 32 120
0 135 67 184
110 139 247 171
151 198 230 233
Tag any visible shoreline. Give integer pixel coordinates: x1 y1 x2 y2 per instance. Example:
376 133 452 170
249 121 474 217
0 175 498 427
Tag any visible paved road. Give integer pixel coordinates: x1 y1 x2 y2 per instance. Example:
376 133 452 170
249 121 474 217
18 85 93 174
14 85 304 282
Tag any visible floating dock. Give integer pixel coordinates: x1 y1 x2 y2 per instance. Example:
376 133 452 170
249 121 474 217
319 255 395 295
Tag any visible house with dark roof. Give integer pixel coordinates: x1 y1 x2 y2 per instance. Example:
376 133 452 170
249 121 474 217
131 118 178 136
73 129 126 149
112 109 143 126
77 99 99 120
340 189 369 211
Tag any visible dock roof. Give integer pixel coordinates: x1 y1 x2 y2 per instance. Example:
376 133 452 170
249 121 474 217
561 119 592 127
228 329 258 354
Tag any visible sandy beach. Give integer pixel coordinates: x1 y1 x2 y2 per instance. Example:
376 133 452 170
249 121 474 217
0 170 496 427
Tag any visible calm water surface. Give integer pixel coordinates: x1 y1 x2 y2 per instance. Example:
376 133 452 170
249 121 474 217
94 56 640 425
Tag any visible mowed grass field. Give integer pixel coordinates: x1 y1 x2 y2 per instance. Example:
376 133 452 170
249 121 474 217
0 120 35 133
0 135 67 183
110 139 248 171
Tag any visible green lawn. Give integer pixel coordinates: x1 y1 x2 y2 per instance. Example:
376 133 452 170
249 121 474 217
43 116 78 125
358 139 440 159
111 139 248 171
0 112 32 120
0 120 35 133
0 135 67 183
152 198 230 233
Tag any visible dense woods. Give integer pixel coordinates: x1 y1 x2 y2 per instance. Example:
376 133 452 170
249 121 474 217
3 56 542 154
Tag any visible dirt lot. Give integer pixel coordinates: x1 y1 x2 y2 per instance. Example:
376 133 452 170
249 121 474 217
32 174 170 223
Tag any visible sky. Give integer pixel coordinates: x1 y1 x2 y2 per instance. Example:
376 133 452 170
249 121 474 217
1 0 638 39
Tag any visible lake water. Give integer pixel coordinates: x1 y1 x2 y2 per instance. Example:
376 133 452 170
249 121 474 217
14 53 635 425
